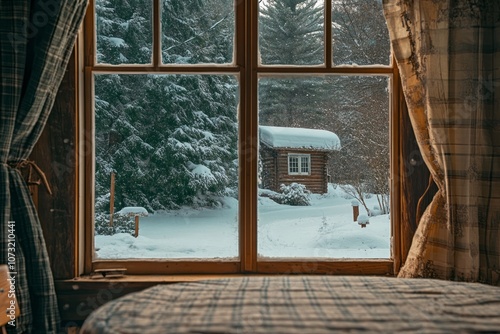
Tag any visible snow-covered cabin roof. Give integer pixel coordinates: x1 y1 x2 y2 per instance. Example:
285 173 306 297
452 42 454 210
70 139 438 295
259 126 341 151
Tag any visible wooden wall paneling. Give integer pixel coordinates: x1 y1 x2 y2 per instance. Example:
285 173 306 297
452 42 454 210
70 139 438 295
31 49 78 280
274 150 329 194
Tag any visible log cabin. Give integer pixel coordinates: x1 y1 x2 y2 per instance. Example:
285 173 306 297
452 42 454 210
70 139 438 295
259 126 340 194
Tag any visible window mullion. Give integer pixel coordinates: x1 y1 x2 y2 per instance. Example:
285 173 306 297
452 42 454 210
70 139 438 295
325 0 332 68
84 0 95 68
239 0 258 273
391 59 402 273
84 66 94 274
153 0 161 67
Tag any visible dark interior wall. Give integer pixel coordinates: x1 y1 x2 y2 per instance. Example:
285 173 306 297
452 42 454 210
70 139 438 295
30 50 78 280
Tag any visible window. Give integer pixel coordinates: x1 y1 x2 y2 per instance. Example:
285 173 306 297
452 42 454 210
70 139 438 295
83 0 400 275
288 154 310 175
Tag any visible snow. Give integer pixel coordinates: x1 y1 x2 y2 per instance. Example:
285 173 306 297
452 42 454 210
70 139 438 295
116 207 149 216
95 185 390 259
259 126 341 150
106 36 127 47
357 214 369 224
188 163 215 180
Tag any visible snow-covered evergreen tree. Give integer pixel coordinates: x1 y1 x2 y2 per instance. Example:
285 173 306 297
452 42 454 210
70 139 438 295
96 0 152 64
135 74 238 210
258 0 325 128
259 0 323 65
162 0 234 64
94 0 238 212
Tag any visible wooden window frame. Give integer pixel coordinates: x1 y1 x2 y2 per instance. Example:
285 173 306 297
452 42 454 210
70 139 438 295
81 0 401 276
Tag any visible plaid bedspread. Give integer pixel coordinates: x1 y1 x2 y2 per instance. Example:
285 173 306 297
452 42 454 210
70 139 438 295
80 276 500 333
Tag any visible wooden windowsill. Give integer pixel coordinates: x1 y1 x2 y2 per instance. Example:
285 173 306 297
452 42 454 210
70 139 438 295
63 273 257 283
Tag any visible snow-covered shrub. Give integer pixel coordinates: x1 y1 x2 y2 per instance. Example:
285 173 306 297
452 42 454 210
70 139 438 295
94 212 136 236
275 183 311 206
225 186 238 200
357 214 370 225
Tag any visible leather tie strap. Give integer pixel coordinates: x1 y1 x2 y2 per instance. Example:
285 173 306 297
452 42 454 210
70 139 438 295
6 160 53 196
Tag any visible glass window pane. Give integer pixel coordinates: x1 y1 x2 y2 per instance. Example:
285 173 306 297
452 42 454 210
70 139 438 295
94 74 239 259
301 156 309 173
332 0 391 66
259 0 324 65
95 0 152 64
162 0 235 64
289 156 298 174
258 76 390 258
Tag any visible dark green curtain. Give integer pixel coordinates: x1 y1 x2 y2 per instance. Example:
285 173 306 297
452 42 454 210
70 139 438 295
0 1 88 332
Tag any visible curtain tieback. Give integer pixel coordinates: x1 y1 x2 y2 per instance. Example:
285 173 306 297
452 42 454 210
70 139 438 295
6 160 53 196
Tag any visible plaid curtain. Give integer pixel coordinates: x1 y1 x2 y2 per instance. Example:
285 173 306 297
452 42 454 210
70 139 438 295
0 1 88 333
383 0 500 285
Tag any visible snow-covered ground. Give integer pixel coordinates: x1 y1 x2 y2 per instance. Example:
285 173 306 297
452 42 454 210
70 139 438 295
95 184 391 259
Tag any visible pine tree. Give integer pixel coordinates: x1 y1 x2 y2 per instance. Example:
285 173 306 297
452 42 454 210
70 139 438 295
258 0 325 128
136 74 238 210
259 0 323 65
259 77 328 129
162 0 234 64
95 0 152 64
94 0 154 212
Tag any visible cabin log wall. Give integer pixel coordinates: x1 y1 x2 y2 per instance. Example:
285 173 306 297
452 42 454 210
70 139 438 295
260 146 329 194
31 50 77 280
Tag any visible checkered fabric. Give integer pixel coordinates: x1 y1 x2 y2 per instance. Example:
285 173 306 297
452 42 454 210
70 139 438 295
0 1 88 333
383 0 500 284
80 276 500 333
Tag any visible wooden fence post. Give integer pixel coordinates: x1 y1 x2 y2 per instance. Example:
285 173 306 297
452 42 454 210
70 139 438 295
351 200 359 222
134 215 139 238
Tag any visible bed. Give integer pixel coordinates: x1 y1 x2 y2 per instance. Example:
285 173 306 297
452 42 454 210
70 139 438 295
80 276 500 333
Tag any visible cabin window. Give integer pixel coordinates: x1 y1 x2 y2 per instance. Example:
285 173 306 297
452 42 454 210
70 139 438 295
288 154 310 175
83 0 399 275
